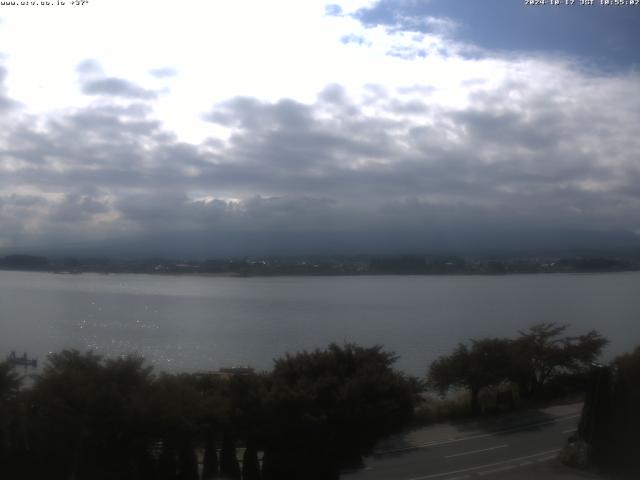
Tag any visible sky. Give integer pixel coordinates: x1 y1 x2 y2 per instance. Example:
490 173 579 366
0 0 639 257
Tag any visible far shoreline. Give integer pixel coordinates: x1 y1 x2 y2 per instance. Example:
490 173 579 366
2 252 638 278
1 268 638 279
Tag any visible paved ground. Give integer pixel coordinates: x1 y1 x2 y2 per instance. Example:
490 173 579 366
373 403 583 455
342 403 609 480
483 460 606 480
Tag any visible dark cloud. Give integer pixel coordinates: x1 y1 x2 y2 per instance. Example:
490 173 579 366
0 194 47 209
353 0 640 69
81 77 158 99
75 60 157 100
206 97 313 132
50 194 109 223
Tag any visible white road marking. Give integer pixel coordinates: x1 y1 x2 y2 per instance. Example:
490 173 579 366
376 414 580 455
444 444 508 459
405 448 561 480
562 428 577 434
478 465 516 476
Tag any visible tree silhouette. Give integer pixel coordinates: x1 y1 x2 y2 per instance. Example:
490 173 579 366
242 442 261 480
428 338 512 414
428 324 609 411
263 343 420 478
25 351 156 479
220 429 241 478
0 361 23 476
513 323 607 396
582 345 640 476
201 433 219 480
0 361 21 402
178 440 199 480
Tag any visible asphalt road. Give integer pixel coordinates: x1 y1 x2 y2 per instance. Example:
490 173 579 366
342 412 581 480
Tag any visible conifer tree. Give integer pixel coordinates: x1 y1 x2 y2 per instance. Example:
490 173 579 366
241 442 260 480
178 441 199 480
201 433 219 480
220 429 241 479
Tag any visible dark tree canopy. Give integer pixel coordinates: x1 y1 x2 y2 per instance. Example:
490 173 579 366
428 323 609 411
26 351 156 480
0 343 421 480
0 361 21 402
0 327 612 480
264 343 420 479
428 338 512 413
578 346 640 477
513 323 608 396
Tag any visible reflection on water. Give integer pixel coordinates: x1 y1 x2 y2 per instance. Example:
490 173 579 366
1 270 639 375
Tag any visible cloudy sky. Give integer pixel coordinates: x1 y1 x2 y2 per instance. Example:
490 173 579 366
0 0 639 257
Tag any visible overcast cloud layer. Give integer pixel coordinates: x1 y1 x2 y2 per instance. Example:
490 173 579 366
0 1 639 256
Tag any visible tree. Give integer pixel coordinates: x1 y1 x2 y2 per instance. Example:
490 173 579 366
262 343 420 479
25 350 157 479
201 433 219 480
242 443 261 480
512 323 607 397
428 338 512 414
27 350 104 479
226 373 267 455
177 440 199 480
608 345 640 476
576 345 640 477
220 429 241 479
603 346 639 473
429 325 609 410
193 372 228 480
0 361 23 475
145 372 206 480
0 361 21 402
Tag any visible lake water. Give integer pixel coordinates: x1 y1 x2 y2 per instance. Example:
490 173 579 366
1 270 639 377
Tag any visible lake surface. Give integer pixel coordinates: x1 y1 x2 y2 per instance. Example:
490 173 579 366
1 270 639 376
